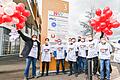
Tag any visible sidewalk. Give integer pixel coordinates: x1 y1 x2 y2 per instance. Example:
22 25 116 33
0 55 40 74
0 55 120 80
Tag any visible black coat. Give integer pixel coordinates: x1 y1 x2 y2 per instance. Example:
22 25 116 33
18 30 40 60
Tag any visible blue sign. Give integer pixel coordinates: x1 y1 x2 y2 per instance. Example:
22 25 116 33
51 22 56 27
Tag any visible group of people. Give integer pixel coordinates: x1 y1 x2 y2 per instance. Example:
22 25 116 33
18 30 113 80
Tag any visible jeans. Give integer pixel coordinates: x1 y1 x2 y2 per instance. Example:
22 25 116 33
93 57 98 74
41 62 49 76
85 57 98 75
100 59 110 80
56 59 65 74
24 57 37 77
68 61 77 74
78 56 87 72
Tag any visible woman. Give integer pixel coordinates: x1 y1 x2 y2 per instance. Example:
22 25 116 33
41 38 51 77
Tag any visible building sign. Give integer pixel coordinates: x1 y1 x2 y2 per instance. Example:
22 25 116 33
48 10 69 45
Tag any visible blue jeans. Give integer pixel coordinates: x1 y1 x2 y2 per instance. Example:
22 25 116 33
78 56 87 72
24 57 37 77
56 59 65 74
100 59 110 80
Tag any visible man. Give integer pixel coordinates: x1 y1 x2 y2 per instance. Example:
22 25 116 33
77 37 87 73
41 38 51 77
54 39 66 75
18 30 40 80
97 37 112 80
85 34 99 75
66 38 78 77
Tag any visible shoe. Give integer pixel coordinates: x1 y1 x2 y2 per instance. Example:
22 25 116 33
63 72 66 74
75 73 78 77
68 73 72 76
32 76 39 79
40 74 44 77
45 74 48 76
56 73 59 75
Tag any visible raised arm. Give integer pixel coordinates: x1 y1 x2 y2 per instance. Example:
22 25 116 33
18 30 31 42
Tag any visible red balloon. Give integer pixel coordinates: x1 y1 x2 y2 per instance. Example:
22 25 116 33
100 14 107 22
16 23 24 30
105 19 110 25
94 26 101 32
107 24 112 30
90 19 97 27
103 6 110 14
105 10 113 18
18 3 25 8
2 15 12 22
102 28 109 33
19 15 26 23
22 10 30 17
106 30 113 35
12 10 21 18
96 8 102 16
100 22 106 29
112 21 120 28
0 17 3 24
94 17 100 26
16 4 25 12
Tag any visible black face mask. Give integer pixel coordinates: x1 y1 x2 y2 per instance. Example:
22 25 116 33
78 39 81 42
101 42 106 45
89 40 93 42
70 43 73 45
45 44 48 46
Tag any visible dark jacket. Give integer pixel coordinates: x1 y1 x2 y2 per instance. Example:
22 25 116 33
18 30 40 60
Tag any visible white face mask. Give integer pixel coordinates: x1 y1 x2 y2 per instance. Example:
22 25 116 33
101 40 106 44
88 37 93 41
58 42 61 45
32 38 37 41
81 38 85 42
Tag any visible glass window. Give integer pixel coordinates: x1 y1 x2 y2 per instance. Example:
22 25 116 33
1 27 20 55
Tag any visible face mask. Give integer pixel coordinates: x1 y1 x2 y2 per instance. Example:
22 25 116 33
101 40 106 44
58 42 61 45
81 39 85 42
88 37 93 41
45 44 48 46
32 38 36 41
78 39 81 42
